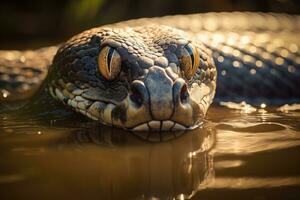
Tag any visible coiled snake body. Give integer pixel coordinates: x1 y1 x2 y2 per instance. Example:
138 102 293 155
0 12 299 131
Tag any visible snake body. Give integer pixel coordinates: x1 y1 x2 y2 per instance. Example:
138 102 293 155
0 12 299 131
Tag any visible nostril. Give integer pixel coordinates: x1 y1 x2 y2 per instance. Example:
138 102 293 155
180 84 189 103
130 83 144 108
130 89 143 107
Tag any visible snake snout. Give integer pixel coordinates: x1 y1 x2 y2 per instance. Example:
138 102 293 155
122 66 203 131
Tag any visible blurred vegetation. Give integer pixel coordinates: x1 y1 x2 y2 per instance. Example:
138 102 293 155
0 0 299 49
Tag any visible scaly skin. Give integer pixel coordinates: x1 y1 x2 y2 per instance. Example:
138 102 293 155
0 12 299 132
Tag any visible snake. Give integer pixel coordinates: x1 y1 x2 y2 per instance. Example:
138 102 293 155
0 12 299 132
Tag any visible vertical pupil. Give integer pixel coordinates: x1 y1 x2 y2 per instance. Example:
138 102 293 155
185 45 194 68
107 48 115 73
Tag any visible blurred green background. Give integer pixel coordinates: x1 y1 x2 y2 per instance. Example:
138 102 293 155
0 0 299 49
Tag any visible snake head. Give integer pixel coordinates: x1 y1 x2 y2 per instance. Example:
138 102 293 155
48 25 216 132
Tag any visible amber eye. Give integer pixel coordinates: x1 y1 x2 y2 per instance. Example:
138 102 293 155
98 46 121 80
179 43 200 79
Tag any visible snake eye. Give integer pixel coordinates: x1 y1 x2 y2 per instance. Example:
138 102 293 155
98 46 121 80
179 43 200 79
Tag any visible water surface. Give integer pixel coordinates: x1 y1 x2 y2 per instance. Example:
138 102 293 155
0 103 300 200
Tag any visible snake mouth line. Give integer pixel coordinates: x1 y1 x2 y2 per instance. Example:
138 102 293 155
128 120 201 132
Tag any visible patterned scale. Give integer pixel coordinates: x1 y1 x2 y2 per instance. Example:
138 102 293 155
201 31 300 105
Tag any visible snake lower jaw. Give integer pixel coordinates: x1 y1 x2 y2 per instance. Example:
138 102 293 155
129 120 202 132
107 93 207 132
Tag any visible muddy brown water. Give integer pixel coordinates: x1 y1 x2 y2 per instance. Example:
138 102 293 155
0 103 300 200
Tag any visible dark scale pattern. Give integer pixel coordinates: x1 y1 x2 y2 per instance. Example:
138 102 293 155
50 25 213 102
0 46 58 101
197 31 300 105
